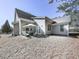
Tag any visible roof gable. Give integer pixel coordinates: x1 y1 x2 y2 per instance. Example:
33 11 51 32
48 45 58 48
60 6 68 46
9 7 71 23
15 8 36 20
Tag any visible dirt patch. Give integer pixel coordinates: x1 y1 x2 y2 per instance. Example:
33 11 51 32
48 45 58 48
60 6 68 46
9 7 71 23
0 34 79 59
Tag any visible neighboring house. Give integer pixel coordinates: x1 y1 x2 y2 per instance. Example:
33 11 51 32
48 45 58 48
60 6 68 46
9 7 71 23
13 8 79 36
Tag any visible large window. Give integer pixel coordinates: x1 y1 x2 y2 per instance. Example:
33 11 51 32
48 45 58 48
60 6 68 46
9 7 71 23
60 25 64 32
48 25 51 31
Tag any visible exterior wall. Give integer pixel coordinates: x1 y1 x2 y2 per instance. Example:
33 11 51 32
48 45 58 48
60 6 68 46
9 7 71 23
34 19 46 35
45 24 52 34
14 23 19 35
21 21 26 32
14 12 21 35
52 24 69 35
52 16 70 36
45 19 52 35
14 12 19 22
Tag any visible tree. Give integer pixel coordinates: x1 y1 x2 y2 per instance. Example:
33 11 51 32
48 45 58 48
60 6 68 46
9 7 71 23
48 0 79 25
57 0 79 15
57 0 79 26
48 0 79 15
1 20 12 33
48 0 76 4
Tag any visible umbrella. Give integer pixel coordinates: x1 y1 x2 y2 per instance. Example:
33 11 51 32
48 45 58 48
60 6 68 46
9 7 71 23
23 24 36 28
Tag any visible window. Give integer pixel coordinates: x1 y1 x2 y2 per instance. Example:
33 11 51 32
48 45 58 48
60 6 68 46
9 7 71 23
60 25 64 32
26 28 29 31
48 25 51 31
30 28 32 31
39 28 40 33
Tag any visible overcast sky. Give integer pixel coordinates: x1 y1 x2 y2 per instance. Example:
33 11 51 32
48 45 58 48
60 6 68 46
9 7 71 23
0 0 64 28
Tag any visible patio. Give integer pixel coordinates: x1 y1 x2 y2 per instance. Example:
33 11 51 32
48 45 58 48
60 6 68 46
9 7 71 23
22 24 36 35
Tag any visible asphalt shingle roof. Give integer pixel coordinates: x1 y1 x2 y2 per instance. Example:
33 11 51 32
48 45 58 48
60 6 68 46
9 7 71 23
15 8 36 20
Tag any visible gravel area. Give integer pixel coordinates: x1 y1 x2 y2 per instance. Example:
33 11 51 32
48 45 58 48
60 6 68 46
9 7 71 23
0 34 79 59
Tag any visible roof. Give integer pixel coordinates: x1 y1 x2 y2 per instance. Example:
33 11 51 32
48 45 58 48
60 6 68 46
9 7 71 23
52 22 69 26
32 16 48 19
52 16 71 24
33 16 56 24
15 8 36 20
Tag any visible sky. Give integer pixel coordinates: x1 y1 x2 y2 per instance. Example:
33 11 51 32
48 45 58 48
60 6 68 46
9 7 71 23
0 0 64 29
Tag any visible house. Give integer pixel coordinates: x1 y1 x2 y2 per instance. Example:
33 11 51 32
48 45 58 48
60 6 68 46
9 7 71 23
13 8 56 36
13 8 79 36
